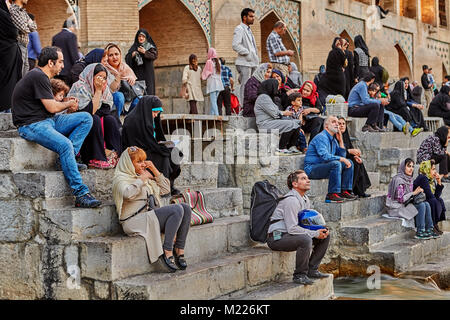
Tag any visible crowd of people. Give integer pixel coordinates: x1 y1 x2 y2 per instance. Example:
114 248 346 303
0 2 449 284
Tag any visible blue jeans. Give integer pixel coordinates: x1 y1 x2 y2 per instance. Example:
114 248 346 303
414 201 433 231
127 96 141 114
384 110 412 133
304 160 354 194
18 113 93 197
209 91 220 115
113 91 125 117
297 131 307 150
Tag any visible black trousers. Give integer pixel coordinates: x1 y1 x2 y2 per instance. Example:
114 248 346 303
279 128 300 149
189 100 198 114
302 117 324 143
431 153 450 175
267 233 330 277
348 103 384 126
217 86 231 115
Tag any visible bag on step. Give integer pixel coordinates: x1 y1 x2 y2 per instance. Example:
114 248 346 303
249 180 292 243
170 189 214 226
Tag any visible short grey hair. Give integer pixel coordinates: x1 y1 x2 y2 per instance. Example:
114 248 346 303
324 115 337 127
274 21 286 29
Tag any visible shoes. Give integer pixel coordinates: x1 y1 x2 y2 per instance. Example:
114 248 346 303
359 193 371 198
362 124 377 132
173 249 187 270
55 157 88 171
159 254 178 273
275 148 293 156
434 225 443 235
442 177 450 183
402 122 410 135
325 193 345 203
414 230 431 240
426 228 441 239
374 125 386 132
307 270 329 279
88 159 114 169
171 188 181 196
288 146 302 155
411 127 423 137
75 193 102 208
339 190 358 201
293 274 314 285
302 148 308 153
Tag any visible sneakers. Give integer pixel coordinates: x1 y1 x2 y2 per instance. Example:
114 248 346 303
414 230 431 240
75 193 102 208
411 127 423 137
325 193 345 203
362 124 377 132
402 122 410 135
288 146 302 155
339 190 358 201
426 228 441 239
275 148 293 156
293 274 314 285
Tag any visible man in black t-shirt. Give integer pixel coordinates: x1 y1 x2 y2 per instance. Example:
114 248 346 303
12 46 101 208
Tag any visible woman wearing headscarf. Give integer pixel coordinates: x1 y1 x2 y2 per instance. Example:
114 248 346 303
338 117 371 197
428 85 450 126
342 38 355 99
369 57 384 89
354 35 370 80
417 126 450 179
243 63 272 117
70 48 105 87
103 43 137 116
414 160 446 235
68 63 122 169
401 77 427 130
125 28 158 95
113 146 191 272
254 79 302 155
201 47 224 115
317 37 347 105
122 95 182 196
298 80 324 142
271 69 295 110
0 0 22 112
313 65 326 87
286 62 302 89
386 158 434 240
182 54 203 114
385 80 423 135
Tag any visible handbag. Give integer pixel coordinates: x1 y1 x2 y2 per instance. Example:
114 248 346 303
170 190 214 226
119 80 147 102
404 192 426 206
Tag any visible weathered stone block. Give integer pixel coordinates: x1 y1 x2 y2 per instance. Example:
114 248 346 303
0 200 35 242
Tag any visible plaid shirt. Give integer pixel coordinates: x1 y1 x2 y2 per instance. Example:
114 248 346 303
286 105 303 120
266 31 290 65
220 65 233 88
9 4 37 45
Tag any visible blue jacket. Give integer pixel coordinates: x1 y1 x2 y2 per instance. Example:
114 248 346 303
348 81 380 107
27 31 41 60
304 130 346 169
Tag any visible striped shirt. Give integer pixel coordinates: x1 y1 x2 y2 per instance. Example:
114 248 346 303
220 65 233 88
9 4 37 46
266 31 290 65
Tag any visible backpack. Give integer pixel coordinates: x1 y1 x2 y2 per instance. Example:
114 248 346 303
249 180 292 243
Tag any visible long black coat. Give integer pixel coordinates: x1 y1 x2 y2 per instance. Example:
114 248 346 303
52 29 79 77
318 48 347 103
0 1 22 111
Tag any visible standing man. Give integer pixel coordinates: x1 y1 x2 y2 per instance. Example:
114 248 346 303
52 17 79 85
266 21 294 79
304 116 358 203
27 12 41 70
11 46 101 208
9 0 37 75
217 57 234 115
232 8 259 105
267 170 331 285
421 65 433 111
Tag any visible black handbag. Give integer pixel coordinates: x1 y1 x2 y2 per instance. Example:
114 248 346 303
404 192 426 206
119 80 147 102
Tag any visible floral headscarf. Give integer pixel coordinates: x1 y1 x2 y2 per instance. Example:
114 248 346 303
68 63 114 110
419 160 435 194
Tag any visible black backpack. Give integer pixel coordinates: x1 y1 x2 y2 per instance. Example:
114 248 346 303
249 180 292 243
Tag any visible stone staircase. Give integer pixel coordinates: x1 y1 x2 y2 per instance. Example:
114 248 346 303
0 113 333 300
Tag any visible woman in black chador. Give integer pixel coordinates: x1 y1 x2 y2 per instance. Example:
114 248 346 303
125 28 158 95
121 95 182 195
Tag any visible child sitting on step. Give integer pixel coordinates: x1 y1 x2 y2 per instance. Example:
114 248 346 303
285 92 307 153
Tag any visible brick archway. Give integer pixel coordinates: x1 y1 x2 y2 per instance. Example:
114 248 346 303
395 44 412 79
139 0 209 66
260 11 300 67
26 0 74 47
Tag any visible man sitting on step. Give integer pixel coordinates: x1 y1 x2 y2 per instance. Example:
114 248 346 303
304 115 358 203
11 46 101 208
267 170 330 285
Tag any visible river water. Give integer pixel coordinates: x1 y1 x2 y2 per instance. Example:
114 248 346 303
334 274 450 300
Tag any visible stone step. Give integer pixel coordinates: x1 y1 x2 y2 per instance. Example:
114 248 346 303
0 113 14 131
367 171 380 190
369 231 450 273
339 216 410 247
312 193 386 223
80 215 251 282
353 130 428 151
112 248 304 300
226 276 334 300
39 202 120 244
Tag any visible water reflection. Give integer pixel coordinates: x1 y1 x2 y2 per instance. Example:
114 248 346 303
334 274 450 300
